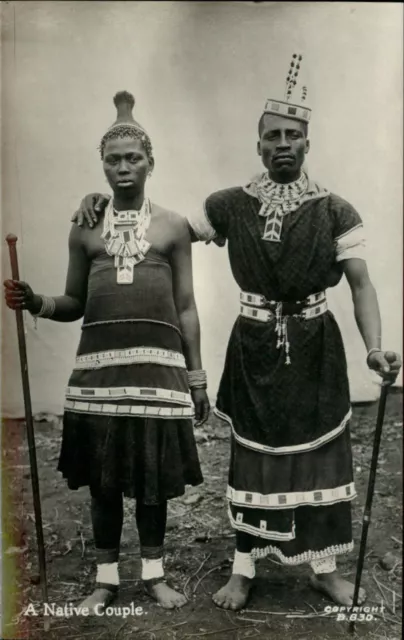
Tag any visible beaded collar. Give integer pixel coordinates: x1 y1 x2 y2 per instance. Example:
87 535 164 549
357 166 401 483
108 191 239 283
101 197 151 284
243 171 328 242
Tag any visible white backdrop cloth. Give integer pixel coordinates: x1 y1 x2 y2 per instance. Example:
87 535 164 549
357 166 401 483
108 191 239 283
1 1 402 417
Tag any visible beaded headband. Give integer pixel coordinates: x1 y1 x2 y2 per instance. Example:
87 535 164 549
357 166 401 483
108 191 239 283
100 91 153 160
263 54 311 124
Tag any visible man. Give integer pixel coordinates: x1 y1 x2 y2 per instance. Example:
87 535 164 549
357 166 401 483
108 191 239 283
4 91 210 612
71 59 401 611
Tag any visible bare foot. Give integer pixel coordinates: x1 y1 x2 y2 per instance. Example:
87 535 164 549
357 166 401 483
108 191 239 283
77 588 116 615
310 572 366 606
144 580 188 609
212 574 253 611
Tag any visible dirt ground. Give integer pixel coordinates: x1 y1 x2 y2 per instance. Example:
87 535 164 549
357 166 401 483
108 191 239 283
2 391 402 640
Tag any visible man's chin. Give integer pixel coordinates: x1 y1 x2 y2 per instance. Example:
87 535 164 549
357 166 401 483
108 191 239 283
268 161 302 178
273 160 296 171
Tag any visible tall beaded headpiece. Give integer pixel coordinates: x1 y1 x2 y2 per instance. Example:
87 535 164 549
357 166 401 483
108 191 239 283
263 54 311 124
99 91 153 161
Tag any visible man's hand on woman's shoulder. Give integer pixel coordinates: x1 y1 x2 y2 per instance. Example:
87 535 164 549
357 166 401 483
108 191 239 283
71 193 111 227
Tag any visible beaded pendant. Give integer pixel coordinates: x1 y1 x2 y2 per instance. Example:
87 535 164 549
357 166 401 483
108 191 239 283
256 172 308 242
102 198 151 284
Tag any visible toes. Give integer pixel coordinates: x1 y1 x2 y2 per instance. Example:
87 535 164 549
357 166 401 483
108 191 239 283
348 587 366 606
159 598 175 609
213 589 242 610
161 600 176 609
159 589 187 609
215 596 228 609
213 598 224 608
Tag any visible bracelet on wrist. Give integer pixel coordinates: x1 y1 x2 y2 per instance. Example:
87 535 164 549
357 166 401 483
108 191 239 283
366 347 382 365
31 295 56 319
187 369 207 389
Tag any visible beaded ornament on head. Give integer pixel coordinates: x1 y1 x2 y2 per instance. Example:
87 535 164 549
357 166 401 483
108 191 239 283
254 54 312 244
263 53 311 125
101 91 153 285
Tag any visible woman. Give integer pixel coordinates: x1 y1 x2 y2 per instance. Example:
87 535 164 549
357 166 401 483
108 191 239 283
4 91 210 612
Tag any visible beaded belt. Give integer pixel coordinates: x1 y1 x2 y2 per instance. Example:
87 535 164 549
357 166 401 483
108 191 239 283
240 290 327 364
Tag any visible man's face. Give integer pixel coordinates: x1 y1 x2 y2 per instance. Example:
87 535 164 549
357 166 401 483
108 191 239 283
103 137 153 195
257 114 309 180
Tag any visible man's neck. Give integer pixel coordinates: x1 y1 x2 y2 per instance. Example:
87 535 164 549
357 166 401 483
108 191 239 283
267 170 302 185
113 191 145 211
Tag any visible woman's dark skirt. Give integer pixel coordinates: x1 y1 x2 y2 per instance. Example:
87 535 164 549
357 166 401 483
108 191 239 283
58 411 203 504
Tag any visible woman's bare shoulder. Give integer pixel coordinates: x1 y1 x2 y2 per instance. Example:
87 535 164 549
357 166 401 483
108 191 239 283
151 203 188 235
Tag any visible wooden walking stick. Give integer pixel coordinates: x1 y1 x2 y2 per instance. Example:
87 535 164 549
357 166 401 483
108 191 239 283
349 382 390 635
5 234 50 632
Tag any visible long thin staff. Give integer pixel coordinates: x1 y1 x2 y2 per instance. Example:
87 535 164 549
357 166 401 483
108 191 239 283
349 382 390 635
5 234 50 632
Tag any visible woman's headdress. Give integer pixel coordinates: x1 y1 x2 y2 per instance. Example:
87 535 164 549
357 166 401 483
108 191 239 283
100 91 153 160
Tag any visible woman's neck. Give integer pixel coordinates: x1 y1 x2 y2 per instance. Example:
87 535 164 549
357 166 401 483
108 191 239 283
112 191 145 211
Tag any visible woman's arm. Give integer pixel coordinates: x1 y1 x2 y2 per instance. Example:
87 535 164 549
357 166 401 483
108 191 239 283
4 225 90 323
171 218 203 371
170 216 210 425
